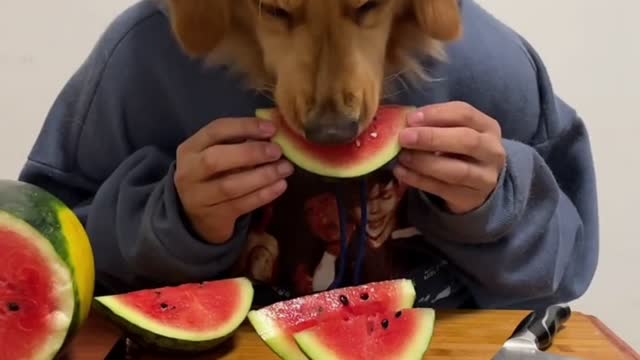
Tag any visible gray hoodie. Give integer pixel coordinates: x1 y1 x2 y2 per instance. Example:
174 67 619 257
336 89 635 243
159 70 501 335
19 0 599 310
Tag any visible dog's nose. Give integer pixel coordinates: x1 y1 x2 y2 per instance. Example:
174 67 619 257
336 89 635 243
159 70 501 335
304 110 359 145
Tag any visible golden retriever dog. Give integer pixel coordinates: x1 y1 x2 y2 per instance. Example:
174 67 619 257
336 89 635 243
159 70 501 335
166 0 463 144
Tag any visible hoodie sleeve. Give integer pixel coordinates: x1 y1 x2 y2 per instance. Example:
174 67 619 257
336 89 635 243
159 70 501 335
18 4 250 294
408 35 599 309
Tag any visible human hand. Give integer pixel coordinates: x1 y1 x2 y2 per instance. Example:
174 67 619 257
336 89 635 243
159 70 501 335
393 102 507 214
175 117 294 244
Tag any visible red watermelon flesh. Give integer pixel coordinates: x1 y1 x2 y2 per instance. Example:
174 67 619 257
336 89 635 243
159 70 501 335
256 106 413 178
0 224 74 360
293 308 436 360
93 278 254 352
247 279 415 360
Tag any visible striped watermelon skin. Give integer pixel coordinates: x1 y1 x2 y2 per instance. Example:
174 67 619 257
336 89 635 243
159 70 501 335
0 179 95 360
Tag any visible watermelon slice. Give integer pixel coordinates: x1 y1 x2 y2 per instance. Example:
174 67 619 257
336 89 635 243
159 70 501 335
93 278 254 352
247 279 415 360
0 180 95 360
294 308 436 360
257 105 413 178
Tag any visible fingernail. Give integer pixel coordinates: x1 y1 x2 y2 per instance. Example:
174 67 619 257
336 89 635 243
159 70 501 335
266 144 282 158
277 161 294 176
260 121 276 135
399 130 418 146
273 180 287 193
408 111 425 126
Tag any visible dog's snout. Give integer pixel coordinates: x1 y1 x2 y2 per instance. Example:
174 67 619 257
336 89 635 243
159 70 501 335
304 109 359 145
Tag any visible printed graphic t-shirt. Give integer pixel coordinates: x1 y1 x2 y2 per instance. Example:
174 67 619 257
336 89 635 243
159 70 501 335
230 163 474 309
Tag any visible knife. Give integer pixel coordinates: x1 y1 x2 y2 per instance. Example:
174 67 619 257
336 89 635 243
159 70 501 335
491 303 584 360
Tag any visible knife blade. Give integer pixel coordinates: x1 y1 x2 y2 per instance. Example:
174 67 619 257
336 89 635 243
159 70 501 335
491 303 584 360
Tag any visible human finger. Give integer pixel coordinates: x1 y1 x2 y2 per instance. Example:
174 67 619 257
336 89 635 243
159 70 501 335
203 160 294 205
392 165 482 214
398 150 496 190
398 126 504 163
187 141 283 181
213 179 289 220
179 117 277 155
407 101 501 136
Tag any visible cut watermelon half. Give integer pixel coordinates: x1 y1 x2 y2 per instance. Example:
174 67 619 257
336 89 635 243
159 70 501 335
294 308 436 360
247 279 415 360
0 180 96 360
93 278 254 352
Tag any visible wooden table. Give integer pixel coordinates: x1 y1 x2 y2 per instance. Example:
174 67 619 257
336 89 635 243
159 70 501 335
66 310 638 360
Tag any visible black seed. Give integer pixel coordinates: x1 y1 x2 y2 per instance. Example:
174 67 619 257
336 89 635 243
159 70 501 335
381 319 389 329
160 303 169 310
339 295 349 306
360 293 369 301
8 303 20 312
317 307 324 313
395 311 402 318
154 291 162 296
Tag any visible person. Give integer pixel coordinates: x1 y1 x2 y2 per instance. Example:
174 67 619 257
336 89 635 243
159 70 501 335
19 0 599 311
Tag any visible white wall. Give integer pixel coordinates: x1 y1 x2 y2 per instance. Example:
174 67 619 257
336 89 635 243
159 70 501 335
1 0 638 350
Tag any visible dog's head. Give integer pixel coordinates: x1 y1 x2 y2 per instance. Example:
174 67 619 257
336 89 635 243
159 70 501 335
167 0 462 144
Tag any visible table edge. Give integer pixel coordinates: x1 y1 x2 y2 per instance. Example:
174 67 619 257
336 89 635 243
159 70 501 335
580 313 639 359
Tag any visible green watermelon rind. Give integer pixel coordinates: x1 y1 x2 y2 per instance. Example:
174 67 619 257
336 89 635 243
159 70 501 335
0 211 76 360
0 179 96 359
293 308 437 360
92 278 254 353
246 310 308 360
247 279 417 360
256 106 414 179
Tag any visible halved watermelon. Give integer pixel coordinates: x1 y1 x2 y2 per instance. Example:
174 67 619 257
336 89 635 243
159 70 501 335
0 179 95 360
294 308 436 360
93 278 254 352
257 106 413 178
247 279 415 360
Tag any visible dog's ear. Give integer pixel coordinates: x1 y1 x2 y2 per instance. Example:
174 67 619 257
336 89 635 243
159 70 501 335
413 0 463 41
166 0 231 57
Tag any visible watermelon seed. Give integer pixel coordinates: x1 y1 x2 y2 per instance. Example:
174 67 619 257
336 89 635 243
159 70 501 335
7 303 20 312
381 319 389 329
154 291 161 296
395 311 402 318
160 303 169 310
339 295 349 306
317 307 324 313
360 293 369 300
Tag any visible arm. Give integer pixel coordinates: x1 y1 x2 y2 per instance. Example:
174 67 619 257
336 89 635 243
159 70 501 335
18 6 251 294
407 37 599 310
21 149 252 295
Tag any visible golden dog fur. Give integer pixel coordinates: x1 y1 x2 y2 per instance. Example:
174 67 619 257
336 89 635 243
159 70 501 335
166 0 463 141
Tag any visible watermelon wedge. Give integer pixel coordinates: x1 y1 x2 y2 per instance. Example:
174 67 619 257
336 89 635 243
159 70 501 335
247 279 416 360
93 278 254 352
257 106 413 178
294 308 436 360
0 180 95 360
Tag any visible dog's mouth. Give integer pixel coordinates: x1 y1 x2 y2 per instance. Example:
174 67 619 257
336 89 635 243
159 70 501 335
302 108 363 146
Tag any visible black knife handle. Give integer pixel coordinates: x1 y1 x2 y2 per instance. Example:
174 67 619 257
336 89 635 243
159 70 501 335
509 303 572 350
